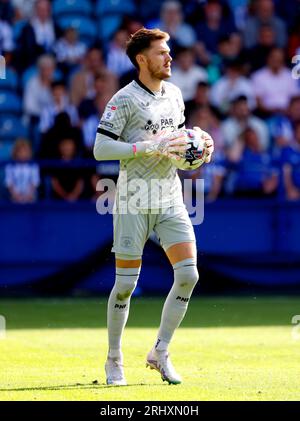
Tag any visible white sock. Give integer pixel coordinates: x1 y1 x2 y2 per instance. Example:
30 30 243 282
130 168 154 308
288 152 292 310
155 258 199 352
107 266 140 358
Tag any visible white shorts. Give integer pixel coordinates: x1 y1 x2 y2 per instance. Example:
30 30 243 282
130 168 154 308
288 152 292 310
112 205 196 257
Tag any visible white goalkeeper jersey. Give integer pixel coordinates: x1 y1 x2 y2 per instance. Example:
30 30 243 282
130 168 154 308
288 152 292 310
97 79 186 210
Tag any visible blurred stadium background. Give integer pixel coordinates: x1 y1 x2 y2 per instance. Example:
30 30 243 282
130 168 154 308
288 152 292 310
1 0 300 402
1 0 300 295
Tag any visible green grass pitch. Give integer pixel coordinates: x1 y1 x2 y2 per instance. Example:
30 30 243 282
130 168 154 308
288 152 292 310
0 296 300 401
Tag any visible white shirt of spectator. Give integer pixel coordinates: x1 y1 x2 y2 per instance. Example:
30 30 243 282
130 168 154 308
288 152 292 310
106 45 134 77
5 163 40 196
251 67 300 111
31 17 55 50
170 65 207 101
210 76 256 112
221 115 269 150
54 38 87 64
39 99 79 133
0 20 14 54
24 75 53 118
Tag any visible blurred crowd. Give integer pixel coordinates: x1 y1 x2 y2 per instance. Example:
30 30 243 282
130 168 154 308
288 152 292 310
0 0 300 203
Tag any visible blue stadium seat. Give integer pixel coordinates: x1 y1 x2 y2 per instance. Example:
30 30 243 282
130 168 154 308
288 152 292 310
0 116 28 142
56 16 97 46
52 0 92 18
0 140 14 162
0 92 22 117
0 68 18 92
97 15 122 42
96 0 136 16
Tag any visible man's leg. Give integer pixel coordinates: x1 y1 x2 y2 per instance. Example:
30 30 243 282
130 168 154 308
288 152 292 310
105 255 141 385
155 242 198 351
146 241 198 384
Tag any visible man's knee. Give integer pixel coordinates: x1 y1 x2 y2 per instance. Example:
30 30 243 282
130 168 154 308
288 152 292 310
114 255 142 300
114 276 138 299
173 258 199 289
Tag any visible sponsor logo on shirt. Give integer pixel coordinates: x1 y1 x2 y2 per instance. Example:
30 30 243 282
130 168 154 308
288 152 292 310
144 118 176 134
100 120 114 128
103 105 117 121
139 101 150 109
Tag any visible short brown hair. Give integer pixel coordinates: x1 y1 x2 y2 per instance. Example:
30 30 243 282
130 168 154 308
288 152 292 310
126 27 169 69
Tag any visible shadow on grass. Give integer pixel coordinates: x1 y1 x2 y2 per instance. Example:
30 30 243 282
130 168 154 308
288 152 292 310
0 382 161 392
1 296 300 329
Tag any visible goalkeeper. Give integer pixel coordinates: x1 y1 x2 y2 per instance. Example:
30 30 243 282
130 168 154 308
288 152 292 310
94 28 214 385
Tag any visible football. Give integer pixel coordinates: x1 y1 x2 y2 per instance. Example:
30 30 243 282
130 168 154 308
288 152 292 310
171 128 206 171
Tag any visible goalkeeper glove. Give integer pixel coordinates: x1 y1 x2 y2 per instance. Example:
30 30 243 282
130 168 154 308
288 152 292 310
193 126 214 163
134 131 189 160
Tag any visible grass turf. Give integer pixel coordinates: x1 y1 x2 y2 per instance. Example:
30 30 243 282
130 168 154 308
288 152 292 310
0 296 300 401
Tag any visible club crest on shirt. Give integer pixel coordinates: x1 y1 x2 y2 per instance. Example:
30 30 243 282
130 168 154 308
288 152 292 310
120 236 133 248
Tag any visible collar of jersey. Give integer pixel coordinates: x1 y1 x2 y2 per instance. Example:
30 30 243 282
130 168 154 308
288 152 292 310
134 78 166 97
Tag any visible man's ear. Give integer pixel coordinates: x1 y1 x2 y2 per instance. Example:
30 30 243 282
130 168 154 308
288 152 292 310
136 53 146 67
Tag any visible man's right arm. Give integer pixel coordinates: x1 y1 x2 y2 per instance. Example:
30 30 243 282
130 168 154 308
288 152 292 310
93 129 188 161
93 94 188 162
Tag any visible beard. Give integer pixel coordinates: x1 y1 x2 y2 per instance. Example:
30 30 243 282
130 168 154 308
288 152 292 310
146 58 171 80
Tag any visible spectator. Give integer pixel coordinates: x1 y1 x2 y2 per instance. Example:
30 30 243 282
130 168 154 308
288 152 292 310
0 0 14 24
203 32 243 84
78 73 115 154
188 105 225 157
221 95 269 152
226 127 278 197
0 18 14 55
251 47 300 117
289 96 300 127
11 0 36 20
226 0 249 30
70 47 117 107
180 154 227 203
80 94 111 156
169 47 207 102
23 54 56 121
16 0 56 72
39 112 84 159
54 27 87 78
195 0 236 56
4 139 40 203
268 96 300 154
106 28 134 77
149 1 197 49
210 58 256 114
214 33 243 72
51 137 84 201
247 23 276 72
39 81 79 134
185 81 213 121
243 0 287 49
282 122 300 201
